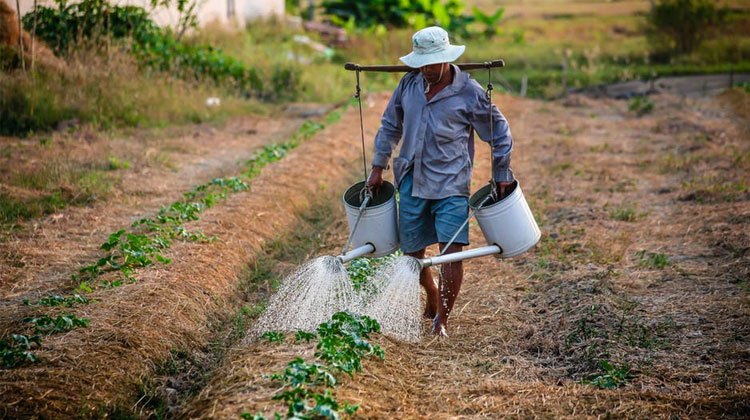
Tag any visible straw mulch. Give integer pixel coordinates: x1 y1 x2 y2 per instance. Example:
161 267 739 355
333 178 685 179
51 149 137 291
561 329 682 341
0 96 389 417
0 115 298 300
182 93 749 418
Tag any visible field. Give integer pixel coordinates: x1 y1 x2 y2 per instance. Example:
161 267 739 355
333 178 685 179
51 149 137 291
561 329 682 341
1 0 749 418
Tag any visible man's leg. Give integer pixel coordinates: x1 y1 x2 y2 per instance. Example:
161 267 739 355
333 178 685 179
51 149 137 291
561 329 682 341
433 243 463 335
405 248 439 319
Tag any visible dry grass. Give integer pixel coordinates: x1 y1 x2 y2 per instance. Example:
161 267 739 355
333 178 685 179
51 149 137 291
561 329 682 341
1 77 748 417
180 92 748 418
0 97 382 416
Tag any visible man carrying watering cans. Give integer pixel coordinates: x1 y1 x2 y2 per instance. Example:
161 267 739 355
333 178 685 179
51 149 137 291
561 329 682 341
366 26 514 337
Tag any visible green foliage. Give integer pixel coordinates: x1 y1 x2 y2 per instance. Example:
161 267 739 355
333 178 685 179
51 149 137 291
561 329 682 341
628 96 654 116
75 176 247 284
648 0 727 55
22 0 287 98
472 6 504 39
265 312 383 419
583 360 632 389
295 331 317 343
321 0 503 39
0 73 80 136
346 251 401 290
23 294 89 307
244 121 325 177
315 312 384 376
22 0 160 54
635 250 670 269
25 313 90 334
1 334 41 368
72 113 328 287
107 156 132 170
261 331 286 343
609 204 638 222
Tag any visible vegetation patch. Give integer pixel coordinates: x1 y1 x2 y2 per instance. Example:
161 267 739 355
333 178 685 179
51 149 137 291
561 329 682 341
0 109 338 372
245 312 384 419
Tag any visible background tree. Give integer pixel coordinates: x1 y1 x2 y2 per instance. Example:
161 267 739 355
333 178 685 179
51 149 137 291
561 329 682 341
648 0 727 55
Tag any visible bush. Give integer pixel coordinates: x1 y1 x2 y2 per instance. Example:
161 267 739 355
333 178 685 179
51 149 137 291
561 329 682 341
0 74 76 135
22 0 283 97
648 0 727 55
321 0 502 39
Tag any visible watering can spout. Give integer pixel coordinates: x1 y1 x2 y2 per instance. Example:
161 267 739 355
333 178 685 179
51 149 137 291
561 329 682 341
419 245 502 268
337 243 376 264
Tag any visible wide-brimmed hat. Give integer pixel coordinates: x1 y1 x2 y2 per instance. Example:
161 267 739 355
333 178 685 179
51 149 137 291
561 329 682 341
400 26 465 68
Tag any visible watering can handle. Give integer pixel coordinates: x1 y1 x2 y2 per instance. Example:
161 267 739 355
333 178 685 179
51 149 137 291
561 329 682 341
342 192 371 255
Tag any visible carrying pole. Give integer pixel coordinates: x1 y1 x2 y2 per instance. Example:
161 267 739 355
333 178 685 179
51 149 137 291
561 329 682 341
345 60 505 73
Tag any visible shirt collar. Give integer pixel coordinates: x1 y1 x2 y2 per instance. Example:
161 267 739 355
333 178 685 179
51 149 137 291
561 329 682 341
419 64 468 103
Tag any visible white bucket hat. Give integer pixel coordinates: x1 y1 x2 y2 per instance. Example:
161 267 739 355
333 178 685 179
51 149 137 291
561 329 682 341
400 26 465 68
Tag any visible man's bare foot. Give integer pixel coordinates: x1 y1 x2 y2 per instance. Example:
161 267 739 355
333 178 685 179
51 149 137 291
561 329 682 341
432 316 448 338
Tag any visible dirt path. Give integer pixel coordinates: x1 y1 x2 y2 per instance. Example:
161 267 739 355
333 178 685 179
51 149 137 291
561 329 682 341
182 92 749 418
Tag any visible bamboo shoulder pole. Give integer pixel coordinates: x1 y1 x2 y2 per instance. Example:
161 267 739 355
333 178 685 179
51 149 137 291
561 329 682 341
344 60 505 73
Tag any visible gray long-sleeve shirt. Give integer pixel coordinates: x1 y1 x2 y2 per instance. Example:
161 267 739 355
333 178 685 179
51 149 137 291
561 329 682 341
371 64 514 200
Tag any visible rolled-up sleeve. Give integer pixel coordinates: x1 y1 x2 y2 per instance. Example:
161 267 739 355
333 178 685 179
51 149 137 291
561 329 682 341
371 78 405 169
470 89 514 183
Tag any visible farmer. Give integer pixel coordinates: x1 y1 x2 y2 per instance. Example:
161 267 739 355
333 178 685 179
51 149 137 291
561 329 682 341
366 26 514 337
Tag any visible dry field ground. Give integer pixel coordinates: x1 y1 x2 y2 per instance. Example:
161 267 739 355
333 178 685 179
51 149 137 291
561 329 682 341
1 87 748 418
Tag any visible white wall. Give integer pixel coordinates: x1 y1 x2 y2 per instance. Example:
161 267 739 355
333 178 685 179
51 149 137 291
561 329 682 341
13 0 285 28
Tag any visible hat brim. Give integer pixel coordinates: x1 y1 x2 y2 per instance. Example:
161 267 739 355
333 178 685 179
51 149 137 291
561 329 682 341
399 44 465 68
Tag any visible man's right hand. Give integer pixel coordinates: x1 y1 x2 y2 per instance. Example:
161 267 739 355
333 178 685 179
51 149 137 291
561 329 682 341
366 166 384 194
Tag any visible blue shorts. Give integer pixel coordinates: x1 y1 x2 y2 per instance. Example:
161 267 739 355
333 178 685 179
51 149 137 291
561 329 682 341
398 173 469 253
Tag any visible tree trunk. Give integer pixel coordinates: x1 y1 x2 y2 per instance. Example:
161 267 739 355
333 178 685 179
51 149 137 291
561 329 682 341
15 0 25 70
31 0 37 71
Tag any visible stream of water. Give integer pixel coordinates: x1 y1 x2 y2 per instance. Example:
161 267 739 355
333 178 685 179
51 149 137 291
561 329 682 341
250 255 423 343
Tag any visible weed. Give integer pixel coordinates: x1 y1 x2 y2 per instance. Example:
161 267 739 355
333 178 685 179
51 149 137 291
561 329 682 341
346 252 400 290
0 334 42 368
24 314 90 335
609 204 638 222
261 331 286 343
23 294 89 307
628 96 654 116
295 331 317 343
263 312 383 419
635 250 670 269
107 156 131 170
583 360 632 389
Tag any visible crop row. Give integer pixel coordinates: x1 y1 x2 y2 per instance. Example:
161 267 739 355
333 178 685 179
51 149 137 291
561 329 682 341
0 115 338 369
248 312 384 419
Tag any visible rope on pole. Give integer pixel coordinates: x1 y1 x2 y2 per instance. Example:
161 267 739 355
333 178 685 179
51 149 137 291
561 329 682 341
355 67 368 184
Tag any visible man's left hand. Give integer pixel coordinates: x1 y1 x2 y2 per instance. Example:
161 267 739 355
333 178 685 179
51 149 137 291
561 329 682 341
496 181 514 199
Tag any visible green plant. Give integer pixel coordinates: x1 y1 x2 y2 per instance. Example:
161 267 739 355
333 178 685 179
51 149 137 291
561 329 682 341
635 250 670 269
1 334 42 368
628 96 654 116
23 294 89 307
24 314 90 334
609 204 638 222
347 251 400 290
584 360 632 389
107 156 131 170
295 331 317 343
472 6 504 39
22 0 275 97
261 331 286 343
314 312 384 377
648 0 727 55
321 0 501 39
264 312 383 419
